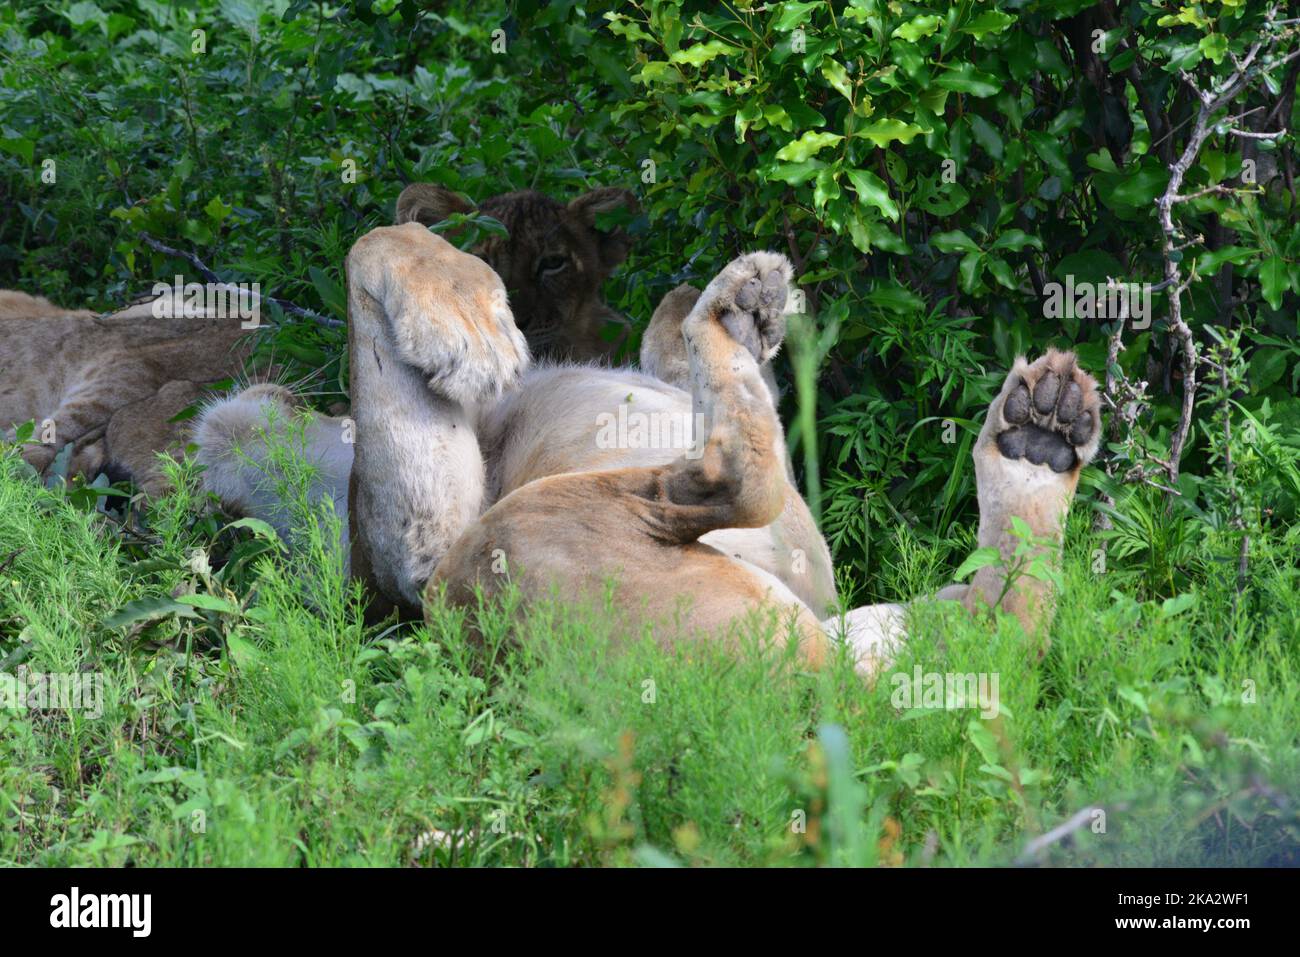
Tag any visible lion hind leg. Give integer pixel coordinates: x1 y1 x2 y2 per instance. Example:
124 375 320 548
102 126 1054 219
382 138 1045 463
652 251 794 542
641 280 781 407
963 350 1101 645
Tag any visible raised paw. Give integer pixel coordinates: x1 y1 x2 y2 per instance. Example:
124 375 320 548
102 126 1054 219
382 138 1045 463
993 349 1101 473
347 223 530 406
692 251 792 363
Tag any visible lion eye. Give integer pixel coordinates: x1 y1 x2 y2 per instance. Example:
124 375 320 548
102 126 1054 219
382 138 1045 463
537 254 568 276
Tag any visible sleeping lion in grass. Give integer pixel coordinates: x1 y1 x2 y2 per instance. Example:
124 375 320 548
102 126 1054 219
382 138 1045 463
195 201 1102 675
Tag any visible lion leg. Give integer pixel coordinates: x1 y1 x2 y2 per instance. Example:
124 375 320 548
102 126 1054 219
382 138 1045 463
824 354 1101 676
104 379 203 496
652 251 794 535
639 284 700 387
641 281 781 407
962 350 1101 648
643 274 824 608
346 224 529 610
432 251 832 666
17 359 154 480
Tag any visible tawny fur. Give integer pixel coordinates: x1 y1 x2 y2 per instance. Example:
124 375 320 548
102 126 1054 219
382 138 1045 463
0 285 257 493
195 227 1102 676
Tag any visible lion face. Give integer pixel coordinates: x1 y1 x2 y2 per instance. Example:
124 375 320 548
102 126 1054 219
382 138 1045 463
395 184 637 362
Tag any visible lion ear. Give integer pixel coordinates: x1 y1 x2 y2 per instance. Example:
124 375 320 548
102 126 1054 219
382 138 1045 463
567 187 638 225
568 188 638 270
395 184 474 226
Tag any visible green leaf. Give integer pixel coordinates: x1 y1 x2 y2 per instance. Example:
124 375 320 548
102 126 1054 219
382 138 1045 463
669 40 735 67
892 15 941 42
813 167 841 210
177 593 241 614
773 0 821 31
966 719 1001 766
953 546 1001 581
846 168 898 221
1159 592 1197 618
1196 245 1254 277
895 752 924 788
959 251 984 292
967 115 1003 161
1111 166 1167 208
1027 132 1071 182
226 635 263 669
308 265 347 320
768 159 827 185
930 229 981 254
65 1 108 31
1199 33 1228 64
103 597 198 631
990 229 1043 252
204 195 233 223
0 137 35 165
961 11 1015 37
1046 104 1086 137
1249 348 1287 391
223 517 285 546
1259 256 1289 310
820 60 852 101
854 118 925 148
775 130 843 162
935 63 1002 97
635 61 684 85
987 257 1016 288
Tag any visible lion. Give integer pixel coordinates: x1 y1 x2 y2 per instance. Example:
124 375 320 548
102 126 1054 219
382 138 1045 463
394 183 639 362
1 185 647 495
0 287 255 495
194 223 1101 674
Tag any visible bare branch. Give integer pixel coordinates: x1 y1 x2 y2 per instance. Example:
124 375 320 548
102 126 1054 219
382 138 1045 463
1152 7 1296 497
139 234 344 329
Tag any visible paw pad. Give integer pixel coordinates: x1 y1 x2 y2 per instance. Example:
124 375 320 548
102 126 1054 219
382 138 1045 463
995 352 1099 473
706 252 792 363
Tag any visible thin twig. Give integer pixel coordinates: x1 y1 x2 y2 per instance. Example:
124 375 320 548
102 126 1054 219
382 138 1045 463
139 234 344 328
1153 5 1294 499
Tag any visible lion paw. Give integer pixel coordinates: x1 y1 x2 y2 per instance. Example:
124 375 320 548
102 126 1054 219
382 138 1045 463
695 251 792 364
993 350 1101 473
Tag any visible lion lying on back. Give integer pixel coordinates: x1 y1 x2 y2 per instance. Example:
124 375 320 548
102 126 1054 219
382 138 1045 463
195 215 1101 674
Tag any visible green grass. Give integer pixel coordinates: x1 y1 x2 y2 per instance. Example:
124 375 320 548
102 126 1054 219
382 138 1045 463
1 441 1297 868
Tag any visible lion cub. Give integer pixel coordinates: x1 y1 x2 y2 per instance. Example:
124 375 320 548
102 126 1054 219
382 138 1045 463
0 288 253 495
396 183 639 362
2 186 640 495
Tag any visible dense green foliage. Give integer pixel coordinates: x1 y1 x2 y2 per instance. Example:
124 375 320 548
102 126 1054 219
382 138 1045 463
1 1 1298 865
